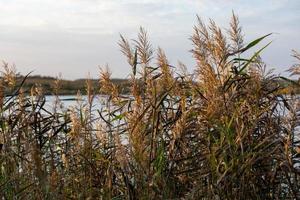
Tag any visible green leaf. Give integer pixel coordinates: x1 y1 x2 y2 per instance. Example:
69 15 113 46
241 33 272 53
237 41 272 74
132 48 138 76
279 76 299 86
111 114 125 122
232 58 253 63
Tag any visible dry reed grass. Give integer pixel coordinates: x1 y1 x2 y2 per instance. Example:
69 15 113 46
0 13 299 199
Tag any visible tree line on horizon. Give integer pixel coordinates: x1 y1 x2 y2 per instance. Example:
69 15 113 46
6 74 130 95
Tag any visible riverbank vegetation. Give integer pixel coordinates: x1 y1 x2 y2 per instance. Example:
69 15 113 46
0 14 300 199
9 75 129 95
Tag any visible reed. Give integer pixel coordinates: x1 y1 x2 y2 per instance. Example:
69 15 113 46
0 13 299 199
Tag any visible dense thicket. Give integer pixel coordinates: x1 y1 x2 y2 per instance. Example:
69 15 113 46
0 14 300 199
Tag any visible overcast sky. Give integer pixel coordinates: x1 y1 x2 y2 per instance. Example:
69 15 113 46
0 0 299 79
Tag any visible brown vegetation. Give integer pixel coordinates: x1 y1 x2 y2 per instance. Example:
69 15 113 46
0 14 300 199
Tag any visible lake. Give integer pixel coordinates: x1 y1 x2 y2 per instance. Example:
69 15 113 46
44 95 108 111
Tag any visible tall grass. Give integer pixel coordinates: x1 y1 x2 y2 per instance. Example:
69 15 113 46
0 13 300 199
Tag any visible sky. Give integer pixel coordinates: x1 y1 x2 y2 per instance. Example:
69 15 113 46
0 0 299 80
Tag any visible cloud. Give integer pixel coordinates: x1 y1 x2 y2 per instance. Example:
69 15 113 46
0 0 298 78
0 0 205 33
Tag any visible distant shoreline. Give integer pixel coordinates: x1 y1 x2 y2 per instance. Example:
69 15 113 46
7 75 130 95
3 74 298 96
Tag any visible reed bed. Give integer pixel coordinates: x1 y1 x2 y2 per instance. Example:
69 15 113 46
0 14 300 199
